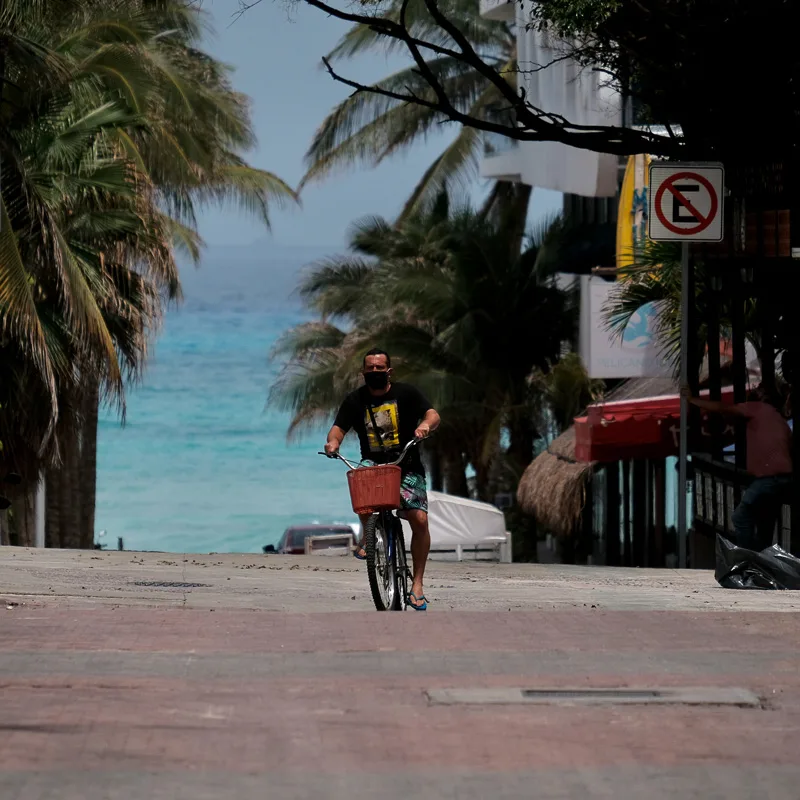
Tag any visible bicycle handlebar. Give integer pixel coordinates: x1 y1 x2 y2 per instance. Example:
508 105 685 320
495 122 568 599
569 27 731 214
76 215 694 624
318 437 422 470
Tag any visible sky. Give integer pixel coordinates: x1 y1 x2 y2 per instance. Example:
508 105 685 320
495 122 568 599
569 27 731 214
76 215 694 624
193 0 563 249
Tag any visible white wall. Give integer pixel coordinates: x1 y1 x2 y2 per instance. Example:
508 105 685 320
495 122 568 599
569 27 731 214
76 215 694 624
480 1 622 198
479 0 515 21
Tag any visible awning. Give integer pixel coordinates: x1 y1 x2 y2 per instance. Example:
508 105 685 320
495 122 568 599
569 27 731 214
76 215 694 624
574 388 736 463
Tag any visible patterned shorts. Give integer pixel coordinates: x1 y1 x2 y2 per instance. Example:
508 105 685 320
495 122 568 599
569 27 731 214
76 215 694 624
362 462 428 514
399 471 429 514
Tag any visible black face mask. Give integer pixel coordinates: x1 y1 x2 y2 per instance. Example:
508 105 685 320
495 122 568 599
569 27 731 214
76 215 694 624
363 371 389 390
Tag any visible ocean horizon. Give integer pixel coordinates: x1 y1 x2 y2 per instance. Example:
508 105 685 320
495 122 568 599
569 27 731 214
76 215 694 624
95 243 362 554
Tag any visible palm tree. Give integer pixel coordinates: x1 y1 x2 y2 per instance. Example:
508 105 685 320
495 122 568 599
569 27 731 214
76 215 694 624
65 0 297 548
270 195 574 499
300 0 520 222
0 0 297 546
529 352 605 442
0 70 186 542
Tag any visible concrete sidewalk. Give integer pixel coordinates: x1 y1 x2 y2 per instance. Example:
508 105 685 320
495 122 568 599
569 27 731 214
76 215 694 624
3 546 800 612
2 547 800 799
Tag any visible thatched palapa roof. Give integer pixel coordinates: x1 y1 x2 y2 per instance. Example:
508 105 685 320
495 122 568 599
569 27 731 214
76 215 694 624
516 427 594 537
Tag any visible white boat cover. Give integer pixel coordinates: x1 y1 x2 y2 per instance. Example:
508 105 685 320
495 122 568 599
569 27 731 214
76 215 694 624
400 491 508 549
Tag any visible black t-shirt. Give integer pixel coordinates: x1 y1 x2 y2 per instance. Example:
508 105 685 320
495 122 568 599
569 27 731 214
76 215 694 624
333 383 432 475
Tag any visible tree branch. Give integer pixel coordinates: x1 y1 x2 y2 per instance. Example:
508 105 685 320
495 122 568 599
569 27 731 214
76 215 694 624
292 0 683 157
509 53 577 75
398 0 454 114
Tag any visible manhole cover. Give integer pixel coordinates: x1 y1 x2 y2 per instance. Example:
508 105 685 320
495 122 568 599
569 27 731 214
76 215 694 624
426 687 760 707
132 581 210 589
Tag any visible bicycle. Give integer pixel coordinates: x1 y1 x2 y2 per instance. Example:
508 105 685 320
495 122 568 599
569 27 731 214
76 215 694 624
319 439 419 611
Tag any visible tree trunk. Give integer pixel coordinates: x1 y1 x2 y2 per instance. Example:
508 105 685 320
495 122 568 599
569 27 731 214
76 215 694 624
472 461 492 502
422 442 443 493
0 511 9 546
58 424 81 548
45 465 62 548
480 181 534 258
10 482 37 547
502 182 534 260
22 487 36 547
507 416 536 481
443 450 469 497
79 381 100 548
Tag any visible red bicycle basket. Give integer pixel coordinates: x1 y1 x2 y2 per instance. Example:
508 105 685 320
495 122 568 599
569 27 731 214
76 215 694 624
346 465 402 515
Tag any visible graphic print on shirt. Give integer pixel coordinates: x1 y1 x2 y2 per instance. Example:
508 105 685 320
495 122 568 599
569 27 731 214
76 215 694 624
365 401 400 451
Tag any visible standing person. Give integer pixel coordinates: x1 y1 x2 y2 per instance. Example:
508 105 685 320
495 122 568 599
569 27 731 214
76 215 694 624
324 349 441 610
686 385 792 550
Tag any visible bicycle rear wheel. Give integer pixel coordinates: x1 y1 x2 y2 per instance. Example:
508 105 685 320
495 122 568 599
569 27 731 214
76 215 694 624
365 513 401 611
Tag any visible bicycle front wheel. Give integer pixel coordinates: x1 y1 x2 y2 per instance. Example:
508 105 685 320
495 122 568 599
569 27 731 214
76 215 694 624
364 513 401 611
393 517 410 610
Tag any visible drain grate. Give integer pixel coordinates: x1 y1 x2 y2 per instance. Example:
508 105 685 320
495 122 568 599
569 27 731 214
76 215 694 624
426 687 760 707
132 581 210 589
522 689 661 700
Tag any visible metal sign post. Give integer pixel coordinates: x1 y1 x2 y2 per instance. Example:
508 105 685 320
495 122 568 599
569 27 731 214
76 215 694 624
648 163 725 569
678 241 690 570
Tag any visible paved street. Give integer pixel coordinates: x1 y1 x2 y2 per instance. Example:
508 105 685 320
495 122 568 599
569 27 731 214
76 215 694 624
2 547 800 799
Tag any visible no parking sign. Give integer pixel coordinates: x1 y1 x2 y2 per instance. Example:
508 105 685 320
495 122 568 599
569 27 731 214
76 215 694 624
648 163 725 242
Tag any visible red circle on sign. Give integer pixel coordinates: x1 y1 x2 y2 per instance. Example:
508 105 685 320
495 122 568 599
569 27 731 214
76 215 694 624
654 171 718 236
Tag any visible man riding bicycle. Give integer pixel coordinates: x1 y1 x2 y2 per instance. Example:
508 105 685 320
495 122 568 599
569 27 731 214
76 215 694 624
325 348 440 610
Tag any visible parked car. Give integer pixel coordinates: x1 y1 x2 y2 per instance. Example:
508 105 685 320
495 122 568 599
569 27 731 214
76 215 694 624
264 524 356 555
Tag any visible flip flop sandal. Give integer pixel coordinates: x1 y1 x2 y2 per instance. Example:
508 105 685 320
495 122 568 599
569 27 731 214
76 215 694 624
407 592 428 611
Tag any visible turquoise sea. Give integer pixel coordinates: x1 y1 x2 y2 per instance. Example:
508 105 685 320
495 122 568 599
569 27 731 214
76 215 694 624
95 245 361 553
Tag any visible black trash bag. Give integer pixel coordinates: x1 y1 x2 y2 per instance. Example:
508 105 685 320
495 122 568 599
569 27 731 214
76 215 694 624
715 534 800 590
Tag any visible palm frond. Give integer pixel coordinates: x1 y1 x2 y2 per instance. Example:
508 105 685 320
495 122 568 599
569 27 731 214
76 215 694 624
296 257 378 318
188 163 298 228
326 0 510 61
398 122 483 221
0 194 58 416
602 241 686 375
301 58 495 188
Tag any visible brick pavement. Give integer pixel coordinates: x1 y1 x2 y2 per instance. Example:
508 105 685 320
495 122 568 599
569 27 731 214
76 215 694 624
1 549 800 798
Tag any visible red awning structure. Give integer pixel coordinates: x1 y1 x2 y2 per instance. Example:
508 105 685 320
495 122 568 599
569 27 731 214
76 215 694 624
574 388 736 463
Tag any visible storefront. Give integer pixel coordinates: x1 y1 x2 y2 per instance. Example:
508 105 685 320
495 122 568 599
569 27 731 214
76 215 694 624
516 375 784 568
517 377 684 566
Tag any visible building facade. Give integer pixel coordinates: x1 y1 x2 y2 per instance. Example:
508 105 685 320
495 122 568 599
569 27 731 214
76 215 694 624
479 0 621 201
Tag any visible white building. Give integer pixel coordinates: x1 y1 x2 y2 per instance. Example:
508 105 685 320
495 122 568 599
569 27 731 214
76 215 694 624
479 0 621 200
